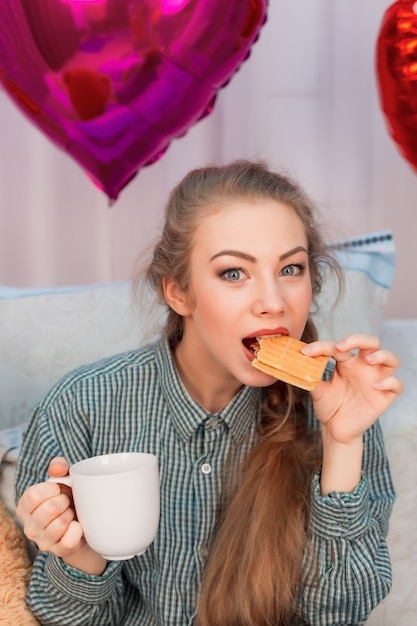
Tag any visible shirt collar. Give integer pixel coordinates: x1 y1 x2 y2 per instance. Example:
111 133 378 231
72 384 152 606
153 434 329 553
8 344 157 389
156 337 263 443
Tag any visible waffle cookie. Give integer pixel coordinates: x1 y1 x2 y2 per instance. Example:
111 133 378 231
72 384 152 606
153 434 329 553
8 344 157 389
251 335 329 391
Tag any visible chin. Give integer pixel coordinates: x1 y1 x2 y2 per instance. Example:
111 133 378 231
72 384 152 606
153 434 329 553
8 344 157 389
242 368 276 388
253 378 277 389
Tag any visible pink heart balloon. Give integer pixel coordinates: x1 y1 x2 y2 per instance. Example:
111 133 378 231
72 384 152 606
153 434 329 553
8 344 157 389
0 0 268 201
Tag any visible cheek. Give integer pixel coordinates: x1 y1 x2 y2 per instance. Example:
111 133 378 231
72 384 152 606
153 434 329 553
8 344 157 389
192 290 220 322
291 282 313 318
301 271 313 300
305 283 313 306
201 300 225 326
192 291 238 340
303 289 313 316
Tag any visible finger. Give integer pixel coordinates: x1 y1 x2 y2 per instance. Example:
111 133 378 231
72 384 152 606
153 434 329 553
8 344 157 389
305 335 383 364
26 503 75 550
48 456 70 478
23 492 71 542
365 349 401 369
32 493 71 530
373 375 404 394
46 505 75 539
31 516 83 557
16 481 62 520
335 334 380 353
57 520 85 555
48 457 74 500
302 339 353 362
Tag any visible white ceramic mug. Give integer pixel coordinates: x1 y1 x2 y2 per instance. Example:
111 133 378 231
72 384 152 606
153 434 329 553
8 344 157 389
49 452 159 561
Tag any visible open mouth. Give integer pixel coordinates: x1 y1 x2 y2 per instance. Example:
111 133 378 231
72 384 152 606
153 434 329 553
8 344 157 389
242 333 283 354
242 337 260 354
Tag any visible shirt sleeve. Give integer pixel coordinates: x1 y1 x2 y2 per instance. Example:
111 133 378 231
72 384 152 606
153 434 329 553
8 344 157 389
298 420 395 626
14 394 129 625
25 554 125 625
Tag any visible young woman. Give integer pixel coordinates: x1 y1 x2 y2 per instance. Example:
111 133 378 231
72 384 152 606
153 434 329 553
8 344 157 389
15 160 403 626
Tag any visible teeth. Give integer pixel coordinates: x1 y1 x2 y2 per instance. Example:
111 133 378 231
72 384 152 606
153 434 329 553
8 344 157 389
248 339 259 354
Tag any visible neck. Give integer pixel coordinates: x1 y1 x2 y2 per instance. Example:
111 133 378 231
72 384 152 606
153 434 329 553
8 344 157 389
173 341 242 414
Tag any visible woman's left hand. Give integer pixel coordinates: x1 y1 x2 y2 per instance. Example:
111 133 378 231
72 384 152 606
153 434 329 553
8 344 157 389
303 334 404 445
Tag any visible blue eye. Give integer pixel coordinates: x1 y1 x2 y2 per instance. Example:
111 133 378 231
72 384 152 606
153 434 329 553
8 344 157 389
221 268 245 281
281 263 304 276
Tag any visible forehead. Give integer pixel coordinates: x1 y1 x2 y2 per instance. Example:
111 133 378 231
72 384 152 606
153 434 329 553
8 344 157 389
191 199 308 255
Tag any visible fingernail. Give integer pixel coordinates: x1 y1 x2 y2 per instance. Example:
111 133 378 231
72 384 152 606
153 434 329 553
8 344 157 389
336 341 347 350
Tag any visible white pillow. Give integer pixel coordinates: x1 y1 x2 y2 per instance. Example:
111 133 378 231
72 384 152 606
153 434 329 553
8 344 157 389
0 281 165 431
312 231 395 341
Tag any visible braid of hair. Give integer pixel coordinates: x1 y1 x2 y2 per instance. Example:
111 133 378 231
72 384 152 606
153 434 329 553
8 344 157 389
196 322 322 626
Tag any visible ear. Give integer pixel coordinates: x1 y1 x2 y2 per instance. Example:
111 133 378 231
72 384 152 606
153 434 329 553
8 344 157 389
162 277 192 316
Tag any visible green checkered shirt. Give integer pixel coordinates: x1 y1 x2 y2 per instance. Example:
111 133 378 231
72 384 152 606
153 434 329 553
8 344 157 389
15 338 395 625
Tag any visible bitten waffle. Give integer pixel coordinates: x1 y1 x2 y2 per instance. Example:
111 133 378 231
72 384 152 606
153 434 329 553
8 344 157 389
251 335 329 391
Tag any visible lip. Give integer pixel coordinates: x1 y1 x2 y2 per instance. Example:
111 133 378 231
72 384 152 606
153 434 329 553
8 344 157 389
242 327 289 361
249 327 289 339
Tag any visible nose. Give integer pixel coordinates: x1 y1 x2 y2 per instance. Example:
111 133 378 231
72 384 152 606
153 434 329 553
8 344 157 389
252 277 286 317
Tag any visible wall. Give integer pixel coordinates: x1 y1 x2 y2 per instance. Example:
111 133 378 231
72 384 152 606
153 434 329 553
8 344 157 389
0 0 416 319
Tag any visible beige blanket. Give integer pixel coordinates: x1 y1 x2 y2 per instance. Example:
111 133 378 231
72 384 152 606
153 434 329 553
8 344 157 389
0 499 39 625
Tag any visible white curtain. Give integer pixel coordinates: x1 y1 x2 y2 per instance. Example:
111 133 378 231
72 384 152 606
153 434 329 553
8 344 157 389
0 0 416 319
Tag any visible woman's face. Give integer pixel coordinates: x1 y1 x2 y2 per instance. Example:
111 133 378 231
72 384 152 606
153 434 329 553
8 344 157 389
173 198 313 390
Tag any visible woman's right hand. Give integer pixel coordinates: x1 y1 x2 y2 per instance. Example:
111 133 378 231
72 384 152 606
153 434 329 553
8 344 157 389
16 457 107 575
16 456 83 557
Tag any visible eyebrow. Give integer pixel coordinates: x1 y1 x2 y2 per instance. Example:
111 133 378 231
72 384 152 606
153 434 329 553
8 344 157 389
209 246 308 263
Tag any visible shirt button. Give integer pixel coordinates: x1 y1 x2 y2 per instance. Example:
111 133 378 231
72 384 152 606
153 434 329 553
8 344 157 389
201 463 212 475
207 417 219 429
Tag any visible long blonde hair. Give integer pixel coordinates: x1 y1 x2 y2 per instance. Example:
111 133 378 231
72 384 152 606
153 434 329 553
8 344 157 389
143 160 341 625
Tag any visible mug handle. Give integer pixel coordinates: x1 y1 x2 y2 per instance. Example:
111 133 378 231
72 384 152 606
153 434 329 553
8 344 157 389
48 476 72 487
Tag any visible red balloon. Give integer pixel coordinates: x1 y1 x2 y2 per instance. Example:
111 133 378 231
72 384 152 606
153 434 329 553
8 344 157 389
376 0 417 174
0 0 268 201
